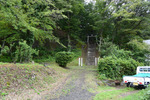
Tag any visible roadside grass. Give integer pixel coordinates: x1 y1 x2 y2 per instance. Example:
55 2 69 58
94 87 135 100
0 62 70 99
83 68 139 100
34 56 55 63
121 86 150 100
121 90 144 100
84 69 119 99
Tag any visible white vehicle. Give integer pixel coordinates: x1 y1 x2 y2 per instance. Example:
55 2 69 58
123 66 150 88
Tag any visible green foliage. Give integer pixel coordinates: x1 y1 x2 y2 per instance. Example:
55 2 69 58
97 74 108 80
100 39 117 57
0 0 70 46
1 46 9 55
57 0 94 49
55 52 74 67
122 85 150 100
99 40 143 80
71 49 81 59
0 56 12 62
0 45 12 62
140 86 150 100
14 41 38 62
94 87 134 100
0 63 66 99
98 56 143 80
0 0 150 64
0 46 10 56
34 56 55 63
100 38 132 58
127 39 150 64
92 0 150 45
0 92 8 96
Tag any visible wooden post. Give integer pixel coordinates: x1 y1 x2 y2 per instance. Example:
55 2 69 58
79 58 80 66
81 58 83 67
95 58 98 66
79 58 83 66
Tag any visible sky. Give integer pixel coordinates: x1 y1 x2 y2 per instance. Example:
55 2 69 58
85 0 93 3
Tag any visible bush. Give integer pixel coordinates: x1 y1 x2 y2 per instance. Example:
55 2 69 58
100 38 117 58
0 55 12 62
100 38 132 59
14 41 39 62
98 39 144 80
55 51 74 67
140 85 150 100
98 56 143 80
0 46 10 55
127 39 150 64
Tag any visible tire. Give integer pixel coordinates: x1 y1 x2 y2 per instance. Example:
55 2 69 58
126 83 130 87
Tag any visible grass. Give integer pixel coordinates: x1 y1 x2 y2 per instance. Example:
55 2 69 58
81 67 139 100
34 56 55 63
121 86 150 100
0 62 70 99
121 91 143 100
1 57 146 100
94 87 135 100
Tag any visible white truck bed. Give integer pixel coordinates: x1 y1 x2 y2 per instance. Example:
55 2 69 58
123 66 150 88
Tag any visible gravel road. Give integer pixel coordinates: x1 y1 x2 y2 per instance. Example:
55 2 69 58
51 69 96 100
48 67 139 100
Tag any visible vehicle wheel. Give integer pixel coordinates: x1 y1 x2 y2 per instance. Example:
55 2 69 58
126 83 130 87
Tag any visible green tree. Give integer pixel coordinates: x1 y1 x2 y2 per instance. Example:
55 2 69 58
92 0 150 46
0 0 71 62
0 0 68 45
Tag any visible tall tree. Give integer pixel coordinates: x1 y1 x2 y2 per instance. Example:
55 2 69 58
57 0 85 51
0 0 68 46
92 0 150 46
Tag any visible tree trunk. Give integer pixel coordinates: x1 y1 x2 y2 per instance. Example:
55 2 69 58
2 40 5 49
67 11 71 52
68 34 71 52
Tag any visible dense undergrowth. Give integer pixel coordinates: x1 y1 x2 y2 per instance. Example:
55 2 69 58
98 39 148 80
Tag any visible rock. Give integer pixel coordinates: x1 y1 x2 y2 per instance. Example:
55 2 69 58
97 81 105 86
115 80 121 86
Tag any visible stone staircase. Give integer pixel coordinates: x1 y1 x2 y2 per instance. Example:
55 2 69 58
86 44 96 65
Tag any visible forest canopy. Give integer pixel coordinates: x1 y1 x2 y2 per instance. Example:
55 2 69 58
0 0 150 63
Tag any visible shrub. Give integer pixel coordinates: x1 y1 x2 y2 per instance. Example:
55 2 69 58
14 41 39 62
55 51 74 67
127 39 150 64
140 85 150 100
98 39 144 80
100 38 132 59
0 46 10 55
0 45 12 62
100 38 117 58
98 56 143 80
0 55 12 62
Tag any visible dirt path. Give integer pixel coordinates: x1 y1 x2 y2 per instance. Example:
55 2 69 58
43 66 140 100
119 90 139 98
50 69 96 100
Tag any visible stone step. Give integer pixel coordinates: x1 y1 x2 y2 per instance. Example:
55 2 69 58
86 44 97 65
88 52 95 53
88 48 96 50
